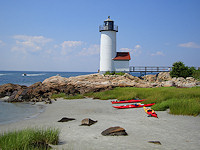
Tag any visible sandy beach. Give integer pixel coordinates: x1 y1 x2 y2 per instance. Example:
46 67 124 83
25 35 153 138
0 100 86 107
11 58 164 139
0 98 200 150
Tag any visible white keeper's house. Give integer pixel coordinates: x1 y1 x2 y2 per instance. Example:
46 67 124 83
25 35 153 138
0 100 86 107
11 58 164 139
99 16 131 74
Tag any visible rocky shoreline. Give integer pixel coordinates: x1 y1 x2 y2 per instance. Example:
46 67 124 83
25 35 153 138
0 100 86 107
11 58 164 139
0 72 199 102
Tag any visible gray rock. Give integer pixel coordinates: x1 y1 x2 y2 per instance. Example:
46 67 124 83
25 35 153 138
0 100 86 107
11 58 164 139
58 117 75 122
142 74 157 82
101 126 128 136
80 118 97 126
176 77 186 82
186 77 195 82
163 81 175 87
183 83 197 88
156 72 172 82
148 141 161 145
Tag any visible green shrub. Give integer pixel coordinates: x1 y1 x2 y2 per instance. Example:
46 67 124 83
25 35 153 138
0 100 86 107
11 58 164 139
192 69 200 80
115 72 125 76
170 61 195 78
104 71 115 75
104 71 125 76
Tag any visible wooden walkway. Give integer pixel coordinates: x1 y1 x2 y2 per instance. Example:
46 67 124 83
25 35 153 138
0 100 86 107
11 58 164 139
129 66 172 75
129 66 199 76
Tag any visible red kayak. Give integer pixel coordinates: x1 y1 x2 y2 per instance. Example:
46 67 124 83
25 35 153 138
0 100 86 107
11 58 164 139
111 99 145 104
112 103 155 109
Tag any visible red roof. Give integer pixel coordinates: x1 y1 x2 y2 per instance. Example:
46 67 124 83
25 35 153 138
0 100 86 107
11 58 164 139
113 52 131 60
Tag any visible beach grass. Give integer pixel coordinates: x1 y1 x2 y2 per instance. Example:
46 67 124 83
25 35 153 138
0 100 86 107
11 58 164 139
0 128 59 150
85 87 200 116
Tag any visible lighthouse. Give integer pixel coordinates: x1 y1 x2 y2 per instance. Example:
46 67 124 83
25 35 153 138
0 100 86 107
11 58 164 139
99 16 131 74
99 16 118 74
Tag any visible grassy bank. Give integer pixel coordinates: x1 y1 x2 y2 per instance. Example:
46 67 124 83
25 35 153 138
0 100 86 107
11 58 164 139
51 87 200 116
0 128 59 150
85 87 200 116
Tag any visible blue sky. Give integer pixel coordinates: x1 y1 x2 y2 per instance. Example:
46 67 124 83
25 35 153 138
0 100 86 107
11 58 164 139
0 0 200 72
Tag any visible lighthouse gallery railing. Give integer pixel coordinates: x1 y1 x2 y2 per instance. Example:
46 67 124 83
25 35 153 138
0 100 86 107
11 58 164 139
99 25 118 32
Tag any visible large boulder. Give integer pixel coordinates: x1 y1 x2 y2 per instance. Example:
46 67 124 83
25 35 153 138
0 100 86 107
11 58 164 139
101 126 128 136
135 83 152 88
186 77 196 82
0 83 27 98
157 72 172 82
123 73 141 82
163 81 175 87
42 76 68 87
80 118 97 126
5 82 44 102
142 74 157 82
172 77 198 88
196 81 200 86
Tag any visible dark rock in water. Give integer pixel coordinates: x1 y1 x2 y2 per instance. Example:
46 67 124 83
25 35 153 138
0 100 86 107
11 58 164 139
58 117 75 122
101 126 128 136
148 141 162 145
80 118 97 126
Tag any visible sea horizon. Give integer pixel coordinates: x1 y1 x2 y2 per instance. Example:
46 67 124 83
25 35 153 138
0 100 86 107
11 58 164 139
0 70 155 86
0 70 97 86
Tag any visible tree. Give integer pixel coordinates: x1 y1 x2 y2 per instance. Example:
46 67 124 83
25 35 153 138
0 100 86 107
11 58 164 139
170 61 195 78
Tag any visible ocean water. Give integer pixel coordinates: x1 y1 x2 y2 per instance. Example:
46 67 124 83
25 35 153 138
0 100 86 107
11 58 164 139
0 100 45 125
0 71 96 125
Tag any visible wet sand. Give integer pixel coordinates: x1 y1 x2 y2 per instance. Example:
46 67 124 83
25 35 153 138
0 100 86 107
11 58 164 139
0 98 200 150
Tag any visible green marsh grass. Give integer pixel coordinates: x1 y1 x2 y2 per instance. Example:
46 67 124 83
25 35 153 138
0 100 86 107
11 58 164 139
85 87 200 116
0 128 59 150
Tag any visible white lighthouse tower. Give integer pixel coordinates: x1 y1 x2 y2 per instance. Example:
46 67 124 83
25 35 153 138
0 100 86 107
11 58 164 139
99 16 118 74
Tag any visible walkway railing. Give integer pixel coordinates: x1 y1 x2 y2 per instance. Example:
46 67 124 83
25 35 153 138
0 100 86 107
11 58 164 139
129 66 172 73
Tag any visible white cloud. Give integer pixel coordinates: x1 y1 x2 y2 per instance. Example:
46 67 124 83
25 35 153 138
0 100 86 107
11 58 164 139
120 44 142 56
12 35 53 53
151 51 165 56
61 41 83 55
13 35 52 44
61 41 83 48
79 44 100 56
178 42 200 48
